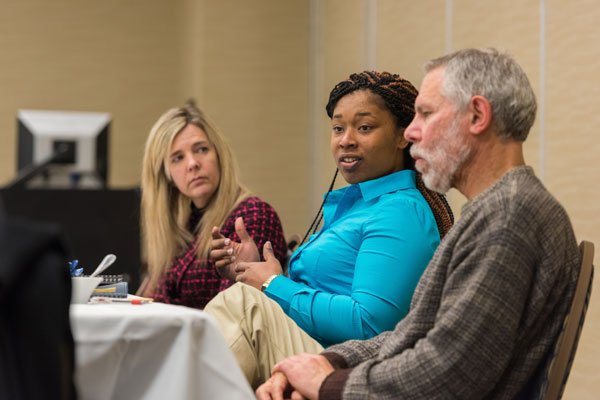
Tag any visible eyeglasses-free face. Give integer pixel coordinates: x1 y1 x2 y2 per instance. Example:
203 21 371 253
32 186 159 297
330 90 407 185
168 124 221 208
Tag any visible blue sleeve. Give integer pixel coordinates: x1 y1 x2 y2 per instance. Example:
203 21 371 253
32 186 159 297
266 199 439 346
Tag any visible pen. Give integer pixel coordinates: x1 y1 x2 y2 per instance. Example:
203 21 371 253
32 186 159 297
113 298 152 305
90 297 153 305
69 259 84 277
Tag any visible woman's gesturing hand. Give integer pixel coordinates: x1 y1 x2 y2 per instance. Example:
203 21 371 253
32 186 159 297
210 217 259 280
235 241 284 290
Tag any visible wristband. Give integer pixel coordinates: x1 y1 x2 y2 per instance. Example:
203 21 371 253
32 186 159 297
261 274 280 292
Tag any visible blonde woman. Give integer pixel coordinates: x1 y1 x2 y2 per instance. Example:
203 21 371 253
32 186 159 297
138 104 287 309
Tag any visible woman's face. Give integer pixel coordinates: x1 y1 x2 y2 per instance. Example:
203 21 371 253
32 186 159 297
330 90 407 184
168 124 220 208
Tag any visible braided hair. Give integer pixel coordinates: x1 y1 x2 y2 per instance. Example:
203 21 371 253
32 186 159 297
300 71 453 245
326 71 417 126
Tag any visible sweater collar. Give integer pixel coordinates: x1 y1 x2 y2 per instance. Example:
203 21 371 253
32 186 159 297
461 165 534 215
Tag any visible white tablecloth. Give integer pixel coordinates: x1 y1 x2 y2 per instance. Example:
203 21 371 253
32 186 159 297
70 302 255 400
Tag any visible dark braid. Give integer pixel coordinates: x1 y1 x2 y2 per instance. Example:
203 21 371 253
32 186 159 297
300 71 454 245
300 169 338 246
415 174 454 238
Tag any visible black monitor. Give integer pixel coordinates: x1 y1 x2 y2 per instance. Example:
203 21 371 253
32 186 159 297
14 109 110 189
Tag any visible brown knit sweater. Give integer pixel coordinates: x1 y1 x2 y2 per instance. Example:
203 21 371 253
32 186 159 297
319 166 580 399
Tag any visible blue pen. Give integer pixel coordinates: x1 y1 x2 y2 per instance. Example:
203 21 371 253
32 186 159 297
69 260 84 276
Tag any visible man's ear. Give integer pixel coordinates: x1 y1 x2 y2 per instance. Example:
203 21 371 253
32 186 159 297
468 95 492 135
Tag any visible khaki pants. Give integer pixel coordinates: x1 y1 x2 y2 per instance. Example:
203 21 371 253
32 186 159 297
204 283 324 389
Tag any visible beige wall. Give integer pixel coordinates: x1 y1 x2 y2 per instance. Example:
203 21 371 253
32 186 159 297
0 1 187 187
1 0 598 397
191 0 311 237
545 1 600 397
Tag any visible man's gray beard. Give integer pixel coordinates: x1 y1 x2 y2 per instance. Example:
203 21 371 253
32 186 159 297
415 118 472 194
420 144 471 193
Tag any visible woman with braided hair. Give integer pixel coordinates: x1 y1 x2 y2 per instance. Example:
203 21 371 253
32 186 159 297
205 71 454 388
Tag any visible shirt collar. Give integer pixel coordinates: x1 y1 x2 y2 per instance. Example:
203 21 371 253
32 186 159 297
358 169 416 202
325 170 417 204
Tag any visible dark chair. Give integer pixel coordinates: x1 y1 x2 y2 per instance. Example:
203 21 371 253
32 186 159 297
0 216 76 399
540 240 594 400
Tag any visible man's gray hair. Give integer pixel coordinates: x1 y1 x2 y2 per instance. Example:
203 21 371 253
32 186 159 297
425 48 537 142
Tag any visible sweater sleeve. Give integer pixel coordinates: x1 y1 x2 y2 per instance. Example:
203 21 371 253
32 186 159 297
266 198 438 346
326 227 539 399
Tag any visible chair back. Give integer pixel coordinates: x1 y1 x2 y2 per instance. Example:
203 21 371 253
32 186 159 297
542 240 594 400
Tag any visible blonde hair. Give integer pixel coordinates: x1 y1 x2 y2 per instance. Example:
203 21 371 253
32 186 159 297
141 104 250 293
